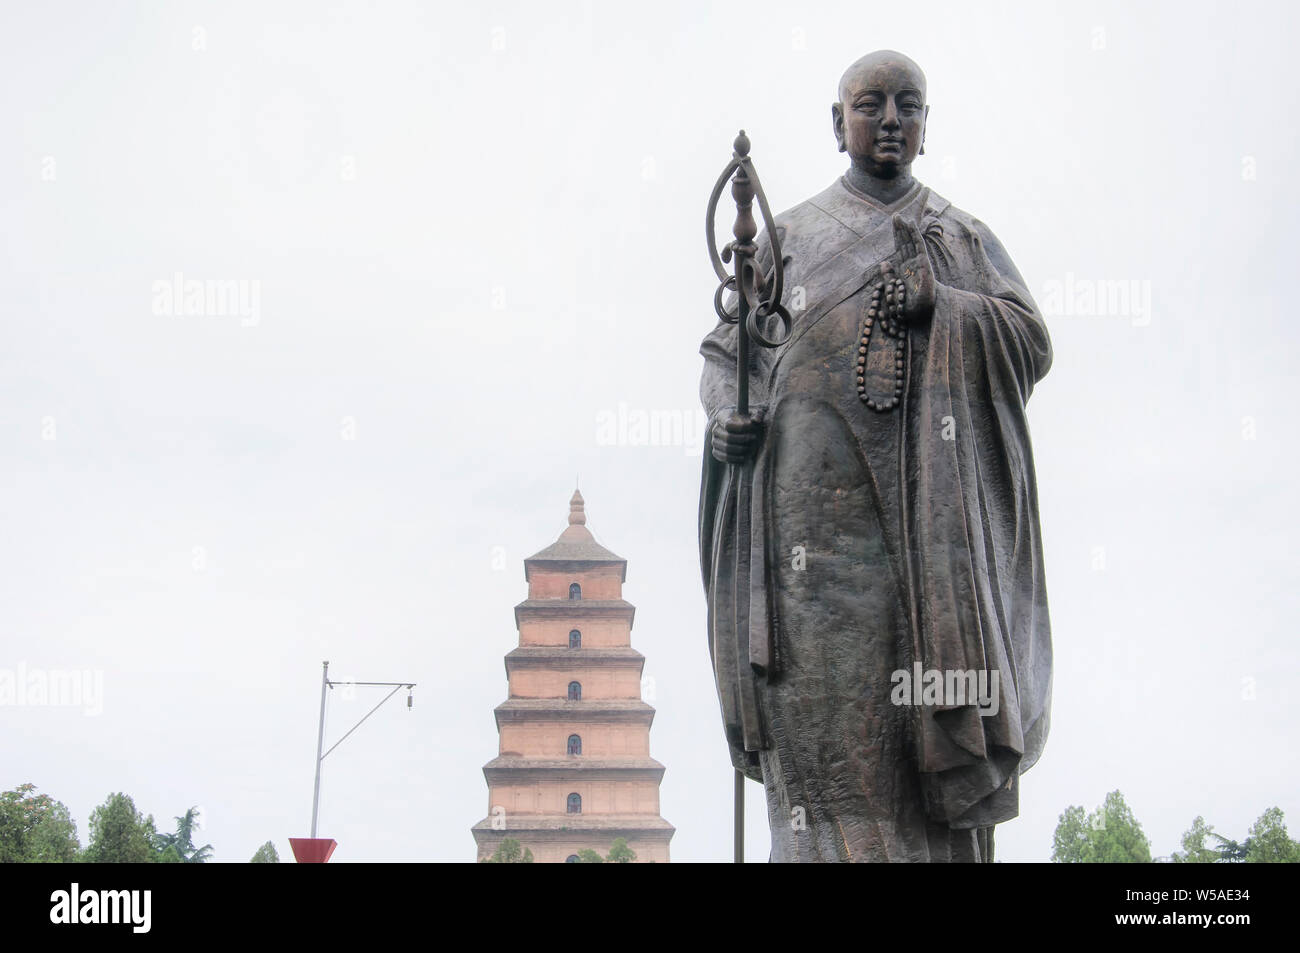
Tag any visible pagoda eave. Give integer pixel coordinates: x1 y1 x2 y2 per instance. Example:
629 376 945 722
472 815 675 836
513 599 636 629
524 556 628 583
483 756 666 784
503 647 646 679
494 699 655 729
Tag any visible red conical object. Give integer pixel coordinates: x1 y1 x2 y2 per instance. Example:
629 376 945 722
289 837 337 863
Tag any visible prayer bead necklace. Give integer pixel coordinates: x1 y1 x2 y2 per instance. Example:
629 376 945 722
856 277 907 412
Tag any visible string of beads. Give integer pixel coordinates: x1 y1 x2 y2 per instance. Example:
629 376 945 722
856 276 907 412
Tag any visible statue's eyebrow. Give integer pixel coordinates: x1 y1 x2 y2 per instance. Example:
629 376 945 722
852 86 924 100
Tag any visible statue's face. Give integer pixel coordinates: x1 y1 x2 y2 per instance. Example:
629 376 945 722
834 58 927 177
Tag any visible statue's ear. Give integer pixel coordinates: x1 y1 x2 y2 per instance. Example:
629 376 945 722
919 104 930 156
832 103 846 153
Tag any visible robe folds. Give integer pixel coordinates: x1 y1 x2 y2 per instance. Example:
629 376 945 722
698 176 1053 862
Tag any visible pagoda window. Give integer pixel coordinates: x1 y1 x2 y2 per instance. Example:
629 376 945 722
565 854 580 863
569 629 581 648
567 734 582 756
569 582 582 599
567 793 582 814
568 681 582 700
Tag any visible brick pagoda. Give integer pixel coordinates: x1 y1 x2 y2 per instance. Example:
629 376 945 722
472 490 673 863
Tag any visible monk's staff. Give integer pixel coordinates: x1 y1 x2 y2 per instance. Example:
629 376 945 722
705 131 791 862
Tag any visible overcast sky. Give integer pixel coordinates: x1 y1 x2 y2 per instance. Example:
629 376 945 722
3 0 1297 862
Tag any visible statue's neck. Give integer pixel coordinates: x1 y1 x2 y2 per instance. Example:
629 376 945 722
844 165 915 207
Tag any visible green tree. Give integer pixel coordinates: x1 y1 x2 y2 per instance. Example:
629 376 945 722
250 841 280 863
1050 791 1150 863
1209 834 1248 863
1245 807 1300 863
1050 804 1091 863
481 838 534 863
605 838 637 863
83 793 158 863
1171 816 1219 864
1088 791 1152 862
0 784 80 863
575 848 605 863
153 806 212 863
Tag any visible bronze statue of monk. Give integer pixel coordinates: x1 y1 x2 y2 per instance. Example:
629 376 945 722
699 50 1053 862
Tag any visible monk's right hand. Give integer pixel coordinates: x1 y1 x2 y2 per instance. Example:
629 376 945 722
711 410 763 464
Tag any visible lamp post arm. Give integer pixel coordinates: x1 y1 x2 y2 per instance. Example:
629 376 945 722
320 683 413 761
310 665 415 838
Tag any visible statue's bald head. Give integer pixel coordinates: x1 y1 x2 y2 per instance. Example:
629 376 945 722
832 50 929 177
838 50 927 105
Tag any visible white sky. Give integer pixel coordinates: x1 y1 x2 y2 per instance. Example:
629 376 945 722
2 0 1297 862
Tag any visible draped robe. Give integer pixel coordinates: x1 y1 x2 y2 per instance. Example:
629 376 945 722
698 176 1053 862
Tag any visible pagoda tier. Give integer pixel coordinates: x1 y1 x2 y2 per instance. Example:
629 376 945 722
472 490 674 863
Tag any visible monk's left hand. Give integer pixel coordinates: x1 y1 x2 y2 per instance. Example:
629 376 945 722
889 215 936 323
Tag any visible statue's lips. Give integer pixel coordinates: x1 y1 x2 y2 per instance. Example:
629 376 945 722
876 139 903 149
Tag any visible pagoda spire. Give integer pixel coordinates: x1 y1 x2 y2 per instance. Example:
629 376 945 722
557 488 597 545
569 488 585 524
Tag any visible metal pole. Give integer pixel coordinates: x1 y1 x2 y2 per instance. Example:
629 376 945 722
734 769 745 863
310 660 329 838
730 142 756 868
705 131 791 868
